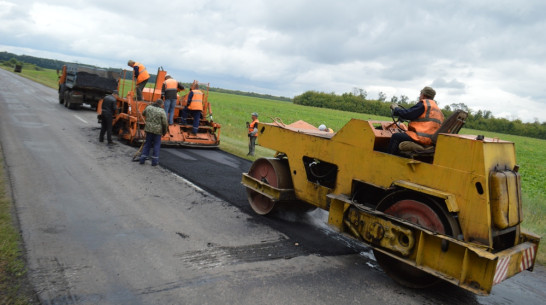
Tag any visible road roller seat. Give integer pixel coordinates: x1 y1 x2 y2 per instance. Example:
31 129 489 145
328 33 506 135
399 110 468 159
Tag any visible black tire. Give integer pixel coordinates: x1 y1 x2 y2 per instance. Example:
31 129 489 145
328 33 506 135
68 102 80 110
373 190 460 289
64 91 69 108
58 85 65 104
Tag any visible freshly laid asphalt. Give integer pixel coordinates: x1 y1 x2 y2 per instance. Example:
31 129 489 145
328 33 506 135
159 148 366 256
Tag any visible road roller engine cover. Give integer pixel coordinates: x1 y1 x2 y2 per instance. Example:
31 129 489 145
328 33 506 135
241 115 540 295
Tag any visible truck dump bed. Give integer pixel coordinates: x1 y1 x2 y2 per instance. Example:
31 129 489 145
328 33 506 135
65 65 118 92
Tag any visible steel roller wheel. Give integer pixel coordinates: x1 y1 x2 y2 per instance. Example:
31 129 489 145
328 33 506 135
373 190 460 288
246 158 293 215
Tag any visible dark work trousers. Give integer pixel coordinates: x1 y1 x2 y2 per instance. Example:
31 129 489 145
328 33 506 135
248 136 257 156
388 132 413 155
136 79 148 101
99 113 113 143
181 107 201 134
139 132 162 165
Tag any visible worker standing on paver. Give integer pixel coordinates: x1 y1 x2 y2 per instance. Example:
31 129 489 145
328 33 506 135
139 99 168 166
162 74 178 125
247 112 259 156
127 60 150 101
99 94 117 145
181 84 203 135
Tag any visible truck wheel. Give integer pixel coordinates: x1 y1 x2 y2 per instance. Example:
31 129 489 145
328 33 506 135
372 190 460 288
58 85 65 104
64 92 70 108
246 158 293 215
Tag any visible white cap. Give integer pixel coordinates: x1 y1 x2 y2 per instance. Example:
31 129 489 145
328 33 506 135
318 124 327 131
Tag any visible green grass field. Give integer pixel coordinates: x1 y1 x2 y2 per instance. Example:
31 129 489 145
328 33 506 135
3 65 545 264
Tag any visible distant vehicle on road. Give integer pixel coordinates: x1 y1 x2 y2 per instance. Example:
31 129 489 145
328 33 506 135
58 64 119 110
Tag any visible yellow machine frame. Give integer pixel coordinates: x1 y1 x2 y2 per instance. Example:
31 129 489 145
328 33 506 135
241 118 540 295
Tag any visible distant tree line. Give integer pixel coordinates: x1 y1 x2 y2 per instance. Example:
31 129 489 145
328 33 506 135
294 89 546 140
0 51 124 75
0 51 66 70
1 51 293 102
3 51 544 139
208 87 291 102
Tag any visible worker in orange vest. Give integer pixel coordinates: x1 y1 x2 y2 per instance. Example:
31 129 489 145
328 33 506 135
161 74 178 125
247 112 259 156
127 60 150 101
388 86 444 155
181 84 203 135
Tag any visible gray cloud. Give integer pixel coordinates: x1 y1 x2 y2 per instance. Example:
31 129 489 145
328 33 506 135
0 0 545 122
431 78 466 89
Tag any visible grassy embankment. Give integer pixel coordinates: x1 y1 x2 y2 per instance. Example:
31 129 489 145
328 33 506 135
3 66 545 265
0 154 34 304
0 66 39 304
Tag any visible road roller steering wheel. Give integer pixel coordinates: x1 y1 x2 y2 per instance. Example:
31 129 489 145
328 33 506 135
391 105 407 133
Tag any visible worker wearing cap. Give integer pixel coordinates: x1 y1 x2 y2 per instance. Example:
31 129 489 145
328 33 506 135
99 94 117 145
127 60 150 101
247 112 259 156
388 86 444 155
161 74 178 125
181 84 203 135
139 99 168 166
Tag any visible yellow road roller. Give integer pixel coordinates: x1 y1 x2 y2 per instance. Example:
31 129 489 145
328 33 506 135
241 112 540 295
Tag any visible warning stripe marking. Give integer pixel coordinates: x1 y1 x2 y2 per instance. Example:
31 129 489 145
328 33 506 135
519 246 536 272
493 256 510 285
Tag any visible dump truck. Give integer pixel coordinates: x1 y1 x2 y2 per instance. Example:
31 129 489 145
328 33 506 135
58 64 119 110
241 112 540 295
97 68 220 147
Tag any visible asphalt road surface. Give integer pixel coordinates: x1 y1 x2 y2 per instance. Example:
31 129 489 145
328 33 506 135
0 69 544 305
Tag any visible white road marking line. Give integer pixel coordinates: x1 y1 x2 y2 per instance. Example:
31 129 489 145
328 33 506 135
74 115 88 124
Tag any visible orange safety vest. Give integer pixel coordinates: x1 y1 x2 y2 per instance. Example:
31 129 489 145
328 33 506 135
406 99 444 146
188 90 203 111
248 119 259 137
134 62 150 84
163 78 178 90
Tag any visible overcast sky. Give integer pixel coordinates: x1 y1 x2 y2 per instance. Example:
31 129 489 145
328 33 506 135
1 0 545 122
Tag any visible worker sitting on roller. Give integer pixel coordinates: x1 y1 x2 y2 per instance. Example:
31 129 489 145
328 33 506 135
181 84 203 135
127 60 150 101
388 86 444 155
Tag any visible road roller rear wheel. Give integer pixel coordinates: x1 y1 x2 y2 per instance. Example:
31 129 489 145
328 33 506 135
373 190 460 288
246 158 293 215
